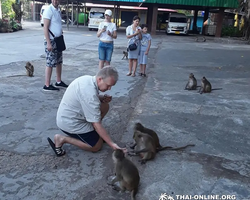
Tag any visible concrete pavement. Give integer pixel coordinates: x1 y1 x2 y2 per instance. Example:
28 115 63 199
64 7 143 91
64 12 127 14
0 21 250 200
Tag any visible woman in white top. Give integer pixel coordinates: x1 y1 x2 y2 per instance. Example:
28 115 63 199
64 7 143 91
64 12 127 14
126 16 142 77
97 9 117 69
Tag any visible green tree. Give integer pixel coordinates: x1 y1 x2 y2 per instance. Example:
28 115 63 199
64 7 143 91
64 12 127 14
2 0 15 18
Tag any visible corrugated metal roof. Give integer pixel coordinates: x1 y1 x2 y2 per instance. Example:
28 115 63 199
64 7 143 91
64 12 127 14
143 0 238 8
97 0 144 2
96 0 238 8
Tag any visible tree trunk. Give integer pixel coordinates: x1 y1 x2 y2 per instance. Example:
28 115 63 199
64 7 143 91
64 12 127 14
0 0 2 19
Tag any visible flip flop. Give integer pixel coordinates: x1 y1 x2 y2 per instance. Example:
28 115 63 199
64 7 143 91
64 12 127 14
131 73 136 77
47 137 66 157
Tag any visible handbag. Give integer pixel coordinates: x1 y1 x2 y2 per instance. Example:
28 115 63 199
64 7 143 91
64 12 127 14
128 43 137 51
49 30 66 52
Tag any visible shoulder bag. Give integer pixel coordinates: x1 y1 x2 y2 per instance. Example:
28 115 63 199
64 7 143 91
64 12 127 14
49 29 66 52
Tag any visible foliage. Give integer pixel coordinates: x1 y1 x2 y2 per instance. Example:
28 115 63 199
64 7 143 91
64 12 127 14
0 18 22 32
1 0 15 18
177 10 192 16
221 25 243 37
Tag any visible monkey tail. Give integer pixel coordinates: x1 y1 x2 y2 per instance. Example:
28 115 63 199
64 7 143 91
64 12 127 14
168 144 195 151
131 187 138 200
157 146 177 152
211 88 222 91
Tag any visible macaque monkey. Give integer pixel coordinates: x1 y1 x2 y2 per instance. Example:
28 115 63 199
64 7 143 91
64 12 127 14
129 123 195 164
199 77 222 94
199 76 211 94
122 51 128 60
185 73 198 90
25 62 34 77
108 149 140 200
7 62 34 78
131 122 170 152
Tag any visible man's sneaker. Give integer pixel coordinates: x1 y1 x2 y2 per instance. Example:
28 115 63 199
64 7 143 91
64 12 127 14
43 85 60 91
55 81 68 88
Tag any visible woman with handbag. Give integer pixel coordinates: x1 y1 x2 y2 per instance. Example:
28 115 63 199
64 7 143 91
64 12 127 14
126 16 142 77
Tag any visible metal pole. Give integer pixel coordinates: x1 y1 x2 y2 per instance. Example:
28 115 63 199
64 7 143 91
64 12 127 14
67 0 69 30
33 0 35 21
77 0 79 27
84 2 86 27
71 2 73 26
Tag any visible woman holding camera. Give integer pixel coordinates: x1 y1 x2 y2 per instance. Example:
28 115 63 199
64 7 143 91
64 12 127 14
126 16 142 77
97 9 117 69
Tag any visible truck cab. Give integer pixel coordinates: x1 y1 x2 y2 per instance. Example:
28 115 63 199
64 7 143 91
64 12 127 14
166 13 188 35
88 8 105 31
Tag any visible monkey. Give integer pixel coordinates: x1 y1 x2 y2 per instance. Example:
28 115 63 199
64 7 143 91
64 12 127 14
6 61 34 78
131 122 167 152
131 123 194 152
129 130 195 164
108 149 140 200
122 51 128 60
199 77 222 94
25 62 34 77
184 73 198 90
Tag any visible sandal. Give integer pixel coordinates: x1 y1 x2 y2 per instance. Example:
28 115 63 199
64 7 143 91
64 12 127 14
126 72 132 76
47 137 66 157
131 73 136 77
139 73 143 76
142 74 147 77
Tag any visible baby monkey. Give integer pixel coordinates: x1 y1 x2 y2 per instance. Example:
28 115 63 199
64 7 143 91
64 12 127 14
122 51 128 60
108 149 140 200
185 73 198 90
25 62 34 77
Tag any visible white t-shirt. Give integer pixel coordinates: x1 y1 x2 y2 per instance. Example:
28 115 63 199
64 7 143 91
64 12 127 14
126 25 141 45
98 22 117 41
57 75 101 134
43 4 62 39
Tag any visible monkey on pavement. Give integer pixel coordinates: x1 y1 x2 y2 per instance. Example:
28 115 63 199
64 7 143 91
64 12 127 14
122 51 128 60
129 130 195 164
7 62 34 78
185 73 198 90
108 149 140 200
25 62 34 77
199 77 222 94
131 122 193 152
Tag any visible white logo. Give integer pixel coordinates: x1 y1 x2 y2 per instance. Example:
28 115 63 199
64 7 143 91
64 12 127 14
159 193 175 200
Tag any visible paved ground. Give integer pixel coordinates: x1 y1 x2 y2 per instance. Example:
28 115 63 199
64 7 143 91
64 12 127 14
0 21 249 200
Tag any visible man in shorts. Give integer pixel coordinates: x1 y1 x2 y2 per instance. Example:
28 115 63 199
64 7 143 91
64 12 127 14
47 66 126 156
43 0 68 91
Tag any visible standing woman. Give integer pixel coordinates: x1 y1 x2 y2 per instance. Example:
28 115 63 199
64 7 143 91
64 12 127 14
126 16 142 77
97 9 117 69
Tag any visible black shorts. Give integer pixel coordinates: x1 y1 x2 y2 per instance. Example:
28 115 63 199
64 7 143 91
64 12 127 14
61 129 100 147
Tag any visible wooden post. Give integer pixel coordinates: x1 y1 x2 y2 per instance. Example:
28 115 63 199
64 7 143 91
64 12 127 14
215 8 224 37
